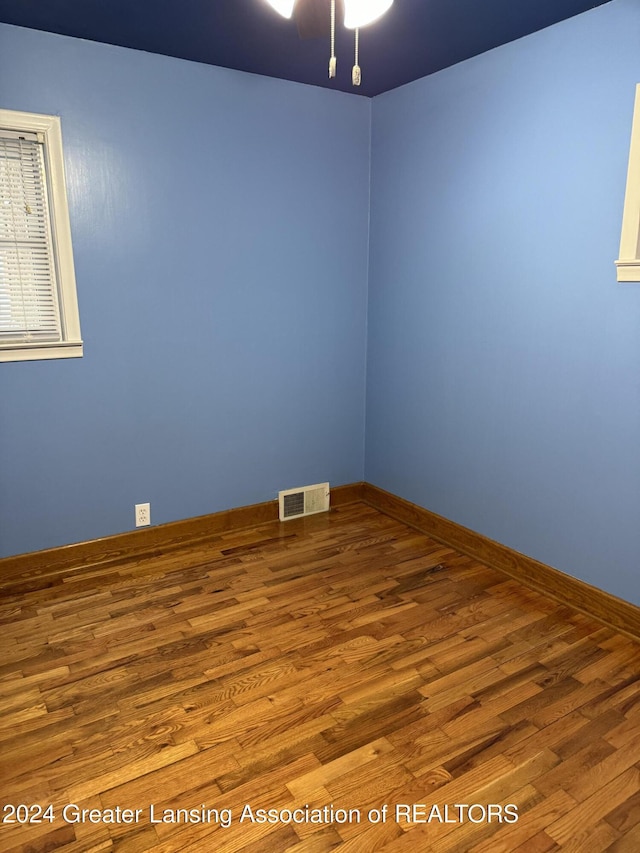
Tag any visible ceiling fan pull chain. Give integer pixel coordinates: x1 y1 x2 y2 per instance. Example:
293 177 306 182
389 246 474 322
352 27 361 86
329 0 336 78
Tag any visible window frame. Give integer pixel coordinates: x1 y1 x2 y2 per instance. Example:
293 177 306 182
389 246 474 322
616 85 640 283
0 108 82 362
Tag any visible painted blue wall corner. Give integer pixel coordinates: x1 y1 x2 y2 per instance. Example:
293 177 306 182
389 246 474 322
0 24 370 556
365 0 640 605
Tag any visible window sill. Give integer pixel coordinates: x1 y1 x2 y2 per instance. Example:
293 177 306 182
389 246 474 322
0 341 83 363
615 259 640 282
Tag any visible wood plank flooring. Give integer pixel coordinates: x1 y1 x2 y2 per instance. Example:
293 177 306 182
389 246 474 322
1 502 639 852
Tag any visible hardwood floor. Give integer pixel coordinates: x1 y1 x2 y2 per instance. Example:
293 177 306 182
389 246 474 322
1 502 639 852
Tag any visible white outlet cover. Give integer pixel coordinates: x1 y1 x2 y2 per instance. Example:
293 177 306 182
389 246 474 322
135 502 150 527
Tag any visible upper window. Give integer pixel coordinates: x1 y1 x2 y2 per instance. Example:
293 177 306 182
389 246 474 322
0 109 82 362
616 85 640 282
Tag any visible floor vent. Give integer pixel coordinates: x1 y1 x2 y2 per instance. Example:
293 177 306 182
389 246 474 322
279 482 330 521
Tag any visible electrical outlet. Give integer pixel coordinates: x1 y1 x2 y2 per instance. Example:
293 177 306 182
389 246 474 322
135 502 150 527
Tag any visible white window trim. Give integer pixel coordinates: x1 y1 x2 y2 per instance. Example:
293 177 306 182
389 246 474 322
616 85 640 283
0 108 82 362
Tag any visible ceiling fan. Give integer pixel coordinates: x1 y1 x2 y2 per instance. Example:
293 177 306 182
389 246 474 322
279 0 337 40
263 0 394 85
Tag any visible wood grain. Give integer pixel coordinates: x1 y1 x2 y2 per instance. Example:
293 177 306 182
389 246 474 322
363 482 640 641
0 483 365 587
1 502 640 850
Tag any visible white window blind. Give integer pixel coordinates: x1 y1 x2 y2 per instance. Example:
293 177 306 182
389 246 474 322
0 109 81 362
0 130 63 343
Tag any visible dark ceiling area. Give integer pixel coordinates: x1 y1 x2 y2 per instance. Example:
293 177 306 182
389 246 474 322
0 0 613 97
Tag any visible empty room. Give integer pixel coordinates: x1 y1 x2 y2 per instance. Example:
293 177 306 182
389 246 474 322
2 0 640 850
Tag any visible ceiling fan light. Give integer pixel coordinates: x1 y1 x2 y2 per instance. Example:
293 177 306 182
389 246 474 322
264 0 296 19
343 0 393 29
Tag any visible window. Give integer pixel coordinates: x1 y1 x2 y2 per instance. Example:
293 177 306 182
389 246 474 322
616 85 640 282
0 109 82 361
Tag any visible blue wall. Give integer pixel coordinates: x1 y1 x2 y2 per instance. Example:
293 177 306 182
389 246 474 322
2 2 640 608
0 25 370 556
366 0 640 604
